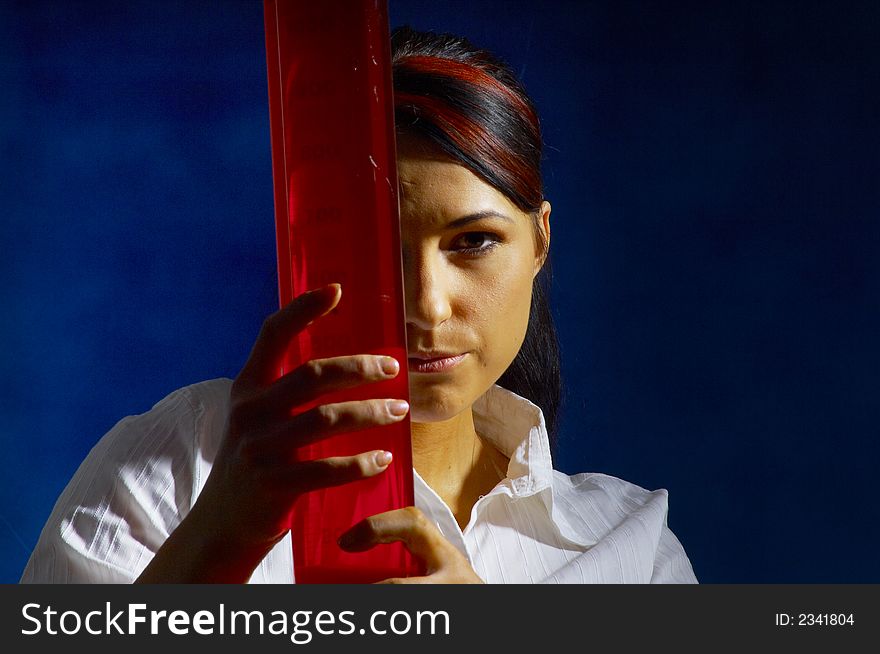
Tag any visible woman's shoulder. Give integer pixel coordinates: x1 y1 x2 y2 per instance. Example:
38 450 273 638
111 377 233 454
20 378 234 583
81 377 233 475
551 469 670 511
546 469 698 583
547 469 671 542
150 376 234 418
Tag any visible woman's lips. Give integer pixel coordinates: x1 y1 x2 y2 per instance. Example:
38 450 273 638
407 353 467 373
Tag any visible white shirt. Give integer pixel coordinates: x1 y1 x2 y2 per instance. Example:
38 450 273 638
20 378 698 584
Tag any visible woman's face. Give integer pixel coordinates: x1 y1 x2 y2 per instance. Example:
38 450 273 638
397 133 551 423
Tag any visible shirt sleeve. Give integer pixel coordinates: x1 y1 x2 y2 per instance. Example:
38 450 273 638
19 386 201 583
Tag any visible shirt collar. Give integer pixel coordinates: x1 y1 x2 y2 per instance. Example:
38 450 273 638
472 384 554 498
473 385 596 548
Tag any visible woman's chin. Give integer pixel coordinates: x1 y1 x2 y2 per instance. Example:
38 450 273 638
407 390 469 424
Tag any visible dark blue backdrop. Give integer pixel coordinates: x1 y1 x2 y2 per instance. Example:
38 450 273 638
2 0 878 584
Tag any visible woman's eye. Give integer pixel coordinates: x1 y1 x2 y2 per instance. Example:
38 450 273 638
452 232 500 255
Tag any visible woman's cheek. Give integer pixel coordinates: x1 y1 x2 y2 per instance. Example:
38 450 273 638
485 273 531 366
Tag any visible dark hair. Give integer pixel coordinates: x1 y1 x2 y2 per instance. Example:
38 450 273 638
391 26 563 448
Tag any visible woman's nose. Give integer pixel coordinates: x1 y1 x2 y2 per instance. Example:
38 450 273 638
403 252 452 331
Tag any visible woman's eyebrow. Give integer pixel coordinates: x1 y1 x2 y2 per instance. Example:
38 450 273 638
445 210 514 228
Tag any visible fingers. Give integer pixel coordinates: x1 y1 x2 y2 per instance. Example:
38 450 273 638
337 507 447 571
284 450 394 493
237 284 342 391
229 354 401 430
245 398 410 458
338 508 485 584
258 353 401 417
296 398 410 440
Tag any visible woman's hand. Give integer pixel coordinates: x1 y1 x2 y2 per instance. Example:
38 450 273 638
136 283 409 583
338 507 485 584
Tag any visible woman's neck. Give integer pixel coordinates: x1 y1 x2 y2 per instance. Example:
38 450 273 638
411 408 509 530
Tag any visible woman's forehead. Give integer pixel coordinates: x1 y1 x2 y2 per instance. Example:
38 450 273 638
398 155 480 198
398 165 519 227
397 140 521 221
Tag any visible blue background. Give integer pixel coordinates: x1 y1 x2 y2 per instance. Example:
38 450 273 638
2 0 878 584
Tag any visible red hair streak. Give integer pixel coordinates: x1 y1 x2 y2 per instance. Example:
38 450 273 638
393 55 543 212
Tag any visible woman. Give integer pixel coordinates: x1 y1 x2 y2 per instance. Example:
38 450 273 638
21 26 697 584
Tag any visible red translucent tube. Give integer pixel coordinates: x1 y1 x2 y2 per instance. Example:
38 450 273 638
263 0 419 583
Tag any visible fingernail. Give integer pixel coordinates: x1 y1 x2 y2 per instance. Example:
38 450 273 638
307 283 339 297
380 357 399 376
375 451 393 467
387 400 409 417
337 532 353 549
301 284 336 304
323 283 341 300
